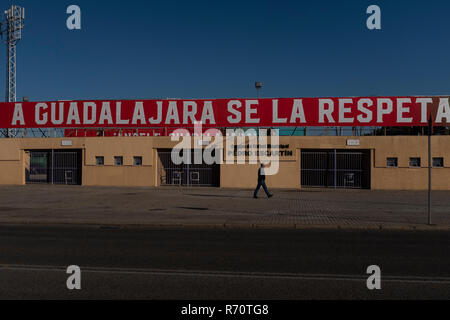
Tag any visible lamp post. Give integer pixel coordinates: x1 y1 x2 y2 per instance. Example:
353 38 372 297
428 116 433 225
255 82 263 99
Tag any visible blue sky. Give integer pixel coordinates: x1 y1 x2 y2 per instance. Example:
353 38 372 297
2 0 450 101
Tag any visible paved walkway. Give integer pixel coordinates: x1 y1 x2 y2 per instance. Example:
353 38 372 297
0 185 449 230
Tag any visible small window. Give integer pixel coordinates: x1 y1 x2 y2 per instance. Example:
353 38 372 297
96 156 104 166
114 156 123 166
410 157 421 168
133 156 143 166
433 157 444 168
387 157 398 168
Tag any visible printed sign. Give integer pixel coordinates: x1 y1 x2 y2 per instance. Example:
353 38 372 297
2 96 449 128
347 139 361 146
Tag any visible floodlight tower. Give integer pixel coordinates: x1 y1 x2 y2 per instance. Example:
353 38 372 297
1 5 25 137
2 5 24 103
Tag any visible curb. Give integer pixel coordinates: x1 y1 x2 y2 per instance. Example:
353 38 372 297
0 221 449 232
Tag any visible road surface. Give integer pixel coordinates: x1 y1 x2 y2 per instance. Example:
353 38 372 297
0 225 449 299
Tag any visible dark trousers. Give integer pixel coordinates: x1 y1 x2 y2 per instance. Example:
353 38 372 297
254 180 271 198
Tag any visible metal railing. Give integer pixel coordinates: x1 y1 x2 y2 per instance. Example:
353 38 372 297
26 150 81 185
301 150 370 189
158 151 219 187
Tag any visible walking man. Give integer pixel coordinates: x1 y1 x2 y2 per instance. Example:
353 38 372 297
254 163 273 199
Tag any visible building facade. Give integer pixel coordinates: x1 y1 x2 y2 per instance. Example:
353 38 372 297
0 135 449 190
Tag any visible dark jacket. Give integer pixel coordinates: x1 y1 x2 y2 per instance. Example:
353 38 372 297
258 167 266 182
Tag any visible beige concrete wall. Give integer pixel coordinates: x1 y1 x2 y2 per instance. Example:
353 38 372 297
83 166 154 187
0 139 22 185
370 136 450 190
220 163 259 189
82 137 155 186
0 135 449 190
0 137 157 187
283 136 450 190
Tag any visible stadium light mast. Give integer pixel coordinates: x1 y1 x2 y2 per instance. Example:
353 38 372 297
1 5 25 137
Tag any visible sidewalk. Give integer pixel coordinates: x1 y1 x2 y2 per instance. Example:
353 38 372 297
0 185 449 231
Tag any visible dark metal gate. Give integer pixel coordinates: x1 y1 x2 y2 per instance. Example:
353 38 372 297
158 150 220 187
26 150 82 185
301 149 370 189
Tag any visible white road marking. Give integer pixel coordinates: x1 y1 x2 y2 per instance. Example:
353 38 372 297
1 264 450 284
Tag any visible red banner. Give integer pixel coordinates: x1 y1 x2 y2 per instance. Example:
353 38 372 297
2 97 450 128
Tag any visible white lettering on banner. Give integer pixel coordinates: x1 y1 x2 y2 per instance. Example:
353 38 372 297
36 103 48 125
116 102 129 125
290 99 306 123
416 98 433 123
83 102 96 125
377 98 393 123
132 102 146 125
436 98 450 123
201 101 216 124
166 101 180 125
339 99 354 123
273 100 287 123
67 102 81 125
51 102 64 125
319 99 334 123
397 98 413 123
357 99 373 123
149 101 162 124
11 103 24 125
245 100 260 124
99 102 113 125
227 100 242 124
13 97 450 128
183 101 197 124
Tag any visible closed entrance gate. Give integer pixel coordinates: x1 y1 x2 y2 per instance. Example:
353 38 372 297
157 150 220 187
301 149 370 189
26 150 82 185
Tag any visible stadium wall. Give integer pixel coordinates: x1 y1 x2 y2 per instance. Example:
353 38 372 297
0 136 449 190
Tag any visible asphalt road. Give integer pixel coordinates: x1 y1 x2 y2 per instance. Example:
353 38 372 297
0 225 449 299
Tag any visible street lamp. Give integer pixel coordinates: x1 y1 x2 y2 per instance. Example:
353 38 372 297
255 82 263 99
